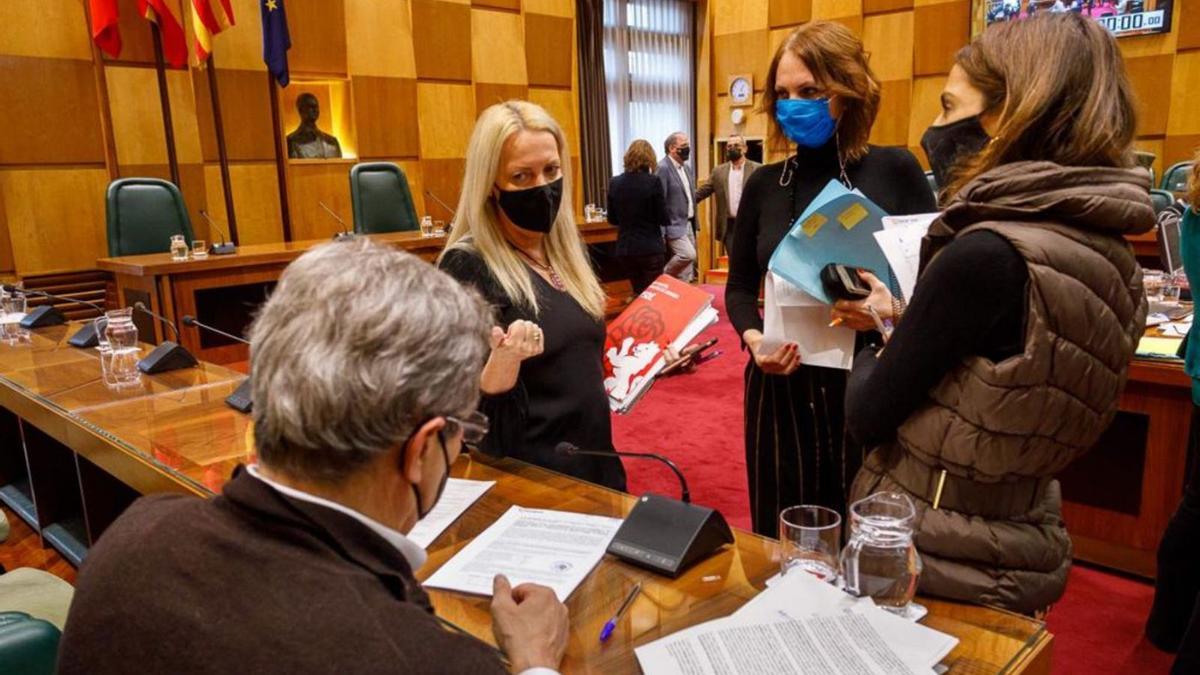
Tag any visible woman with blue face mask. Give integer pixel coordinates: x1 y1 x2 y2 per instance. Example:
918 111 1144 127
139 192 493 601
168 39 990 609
724 21 935 536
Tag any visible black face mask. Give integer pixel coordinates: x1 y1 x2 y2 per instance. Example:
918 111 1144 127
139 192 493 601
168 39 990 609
676 146 691 162
726 148 743 162
411 430 451 520
496 178 563 234
921 115 990 192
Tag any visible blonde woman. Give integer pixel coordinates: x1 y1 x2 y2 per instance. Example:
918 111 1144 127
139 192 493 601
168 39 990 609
438 101 625 490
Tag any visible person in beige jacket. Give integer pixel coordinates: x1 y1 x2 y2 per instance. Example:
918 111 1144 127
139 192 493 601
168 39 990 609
830 13 1152 614
695 134 760 256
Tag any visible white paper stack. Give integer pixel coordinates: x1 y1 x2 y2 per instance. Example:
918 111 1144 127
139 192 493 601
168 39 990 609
635 571 958 675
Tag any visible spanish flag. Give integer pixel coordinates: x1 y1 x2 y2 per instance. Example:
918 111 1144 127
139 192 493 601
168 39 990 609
137 0 188 68
191 0 236 63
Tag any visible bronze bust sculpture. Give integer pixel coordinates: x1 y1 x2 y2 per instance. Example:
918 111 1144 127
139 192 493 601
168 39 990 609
286 93 343 159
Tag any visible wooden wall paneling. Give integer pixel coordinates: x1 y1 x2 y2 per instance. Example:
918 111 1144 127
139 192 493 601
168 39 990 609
473 0 521 10
1126 54 1175 138
869 79 911 147
471 8 528 85
106 66 170 167
286 0 348 75
714 0 768 36
1163 135 1200 171
716 94 768 139
354 77 421 159
412 0 473 82
913 0 968 76
211 0 271 72
0 174 15 274
287 161 356 241
812 0 863 19
714 30 771 98
907 75 945 167
1118 27 1178 59
0 169 110 275
0 1 93 60
166 70 204 165
523 0 575 17
395 160 427 219
103 0 156 65
204 162 284 245
1178 0 1200 52
345 0 418 78
421 158 467 221
529 88 582 158
475 84 530 115
416 83 477 158
862 10 914 82
1167 50 1200 138
193 68 276 162
0 56 106 166
768 0 812 28
769 27 792 59
525 13 574 88
864 0 913 14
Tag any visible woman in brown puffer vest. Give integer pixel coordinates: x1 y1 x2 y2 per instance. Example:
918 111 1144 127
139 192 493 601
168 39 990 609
827 14 1153 614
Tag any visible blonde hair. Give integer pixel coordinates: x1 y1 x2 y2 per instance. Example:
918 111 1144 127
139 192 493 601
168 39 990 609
441 101 605 319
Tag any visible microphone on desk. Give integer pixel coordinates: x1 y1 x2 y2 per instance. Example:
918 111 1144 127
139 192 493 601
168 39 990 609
554 442 732 578
182 315 252 413
319 201 356 241
0 284 103 346
424 190 457 219
133 302 197 374
198 209 238 255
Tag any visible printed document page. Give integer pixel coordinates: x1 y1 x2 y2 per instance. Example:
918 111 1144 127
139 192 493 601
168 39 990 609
762 272 854 370
423 506 622 601
875 213 938 302
407 478 495 549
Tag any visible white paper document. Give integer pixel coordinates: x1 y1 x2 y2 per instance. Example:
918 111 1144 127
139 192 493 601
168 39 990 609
762 272 855 370
407 478 495 549
874 213 938 303
423 506 622 602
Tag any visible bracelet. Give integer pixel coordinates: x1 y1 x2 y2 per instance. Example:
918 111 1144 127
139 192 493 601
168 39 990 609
890 295 906 324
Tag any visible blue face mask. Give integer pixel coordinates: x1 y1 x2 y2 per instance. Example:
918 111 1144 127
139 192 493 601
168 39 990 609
775 98 837 148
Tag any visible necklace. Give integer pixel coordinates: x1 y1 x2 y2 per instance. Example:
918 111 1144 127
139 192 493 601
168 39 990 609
515 247 567 291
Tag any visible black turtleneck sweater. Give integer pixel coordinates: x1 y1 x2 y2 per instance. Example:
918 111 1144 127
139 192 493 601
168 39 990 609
726 143 937 334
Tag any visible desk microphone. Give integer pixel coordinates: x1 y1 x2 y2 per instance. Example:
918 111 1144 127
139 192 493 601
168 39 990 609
424 189 457 219
133 302 197 373
1 284 104 346
198 209 238 255
182 315 252 413
554 442 732 577
319 201 356 241
556 442 691 503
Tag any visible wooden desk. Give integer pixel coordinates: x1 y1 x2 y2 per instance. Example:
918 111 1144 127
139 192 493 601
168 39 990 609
0 323 1051 673
96 222 620 365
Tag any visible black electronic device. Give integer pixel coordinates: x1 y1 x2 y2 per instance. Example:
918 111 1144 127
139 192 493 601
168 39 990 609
1 284 102 344
820 263 871 301
319 201 356 241
555 443 733 577
198 209 238 255
133 302 197 374
19 305 65 329
182 315 252 412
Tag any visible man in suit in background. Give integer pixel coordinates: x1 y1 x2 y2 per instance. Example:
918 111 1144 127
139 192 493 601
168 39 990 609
658 131 697 282
696 134 760 257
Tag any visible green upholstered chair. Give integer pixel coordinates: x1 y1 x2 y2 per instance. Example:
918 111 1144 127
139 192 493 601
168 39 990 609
1161 161 1192 194
349 162 420 234
1150 189 1176 216
105 178 195 257
0 613 59 675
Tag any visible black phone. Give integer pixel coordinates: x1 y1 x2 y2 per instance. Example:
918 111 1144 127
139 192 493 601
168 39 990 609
657 338 718 378
821 263 871 300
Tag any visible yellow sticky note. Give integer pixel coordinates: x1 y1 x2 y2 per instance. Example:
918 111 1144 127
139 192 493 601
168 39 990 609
838 203 868 230
1136 336 1183 358
801 213 827 238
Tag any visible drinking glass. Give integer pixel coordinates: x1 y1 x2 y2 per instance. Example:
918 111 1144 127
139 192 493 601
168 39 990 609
433 220 447 236
1143 269 1166 302
840 492 923 616
420 216 435 238
192 239 208 259
103 308 141 387
170 234 188 261
779 505 842 583
1 293 27 343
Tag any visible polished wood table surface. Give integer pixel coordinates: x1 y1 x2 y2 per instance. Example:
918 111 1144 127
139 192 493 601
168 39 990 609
95 222 620 365
0 323 1051 673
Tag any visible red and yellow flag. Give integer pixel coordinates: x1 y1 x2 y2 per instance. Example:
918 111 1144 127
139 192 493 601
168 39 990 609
137 0 188 68
88 0 122 58
191 0 236 63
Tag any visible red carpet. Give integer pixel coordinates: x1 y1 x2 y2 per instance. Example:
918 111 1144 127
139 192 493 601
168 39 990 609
612 285 1178 674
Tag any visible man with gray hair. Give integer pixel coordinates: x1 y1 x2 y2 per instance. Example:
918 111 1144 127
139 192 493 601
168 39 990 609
59 240 570 674
657 130 697 282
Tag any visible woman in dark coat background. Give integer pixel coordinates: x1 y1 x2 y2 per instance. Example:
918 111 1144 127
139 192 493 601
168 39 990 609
607 139 669 295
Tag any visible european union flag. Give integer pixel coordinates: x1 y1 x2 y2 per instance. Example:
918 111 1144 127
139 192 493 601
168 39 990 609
261 0 291 86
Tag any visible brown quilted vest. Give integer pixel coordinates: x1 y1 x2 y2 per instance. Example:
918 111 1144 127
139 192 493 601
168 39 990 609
851 162 1154 614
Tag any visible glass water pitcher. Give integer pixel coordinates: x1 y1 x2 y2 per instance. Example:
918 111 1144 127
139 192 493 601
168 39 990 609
840 491 923 615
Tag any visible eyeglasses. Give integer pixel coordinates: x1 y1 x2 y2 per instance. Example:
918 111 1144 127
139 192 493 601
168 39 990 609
445 410 489 445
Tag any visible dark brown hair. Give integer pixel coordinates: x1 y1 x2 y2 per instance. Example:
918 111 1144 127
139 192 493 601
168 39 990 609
761 21 880 162
947 13 1137 197
623 139 657 173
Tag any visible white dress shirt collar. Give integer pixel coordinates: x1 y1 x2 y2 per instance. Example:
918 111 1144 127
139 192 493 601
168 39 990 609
246 464 428 571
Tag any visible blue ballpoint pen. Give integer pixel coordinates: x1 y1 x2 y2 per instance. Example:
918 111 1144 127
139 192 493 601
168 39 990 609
599 582 642 643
